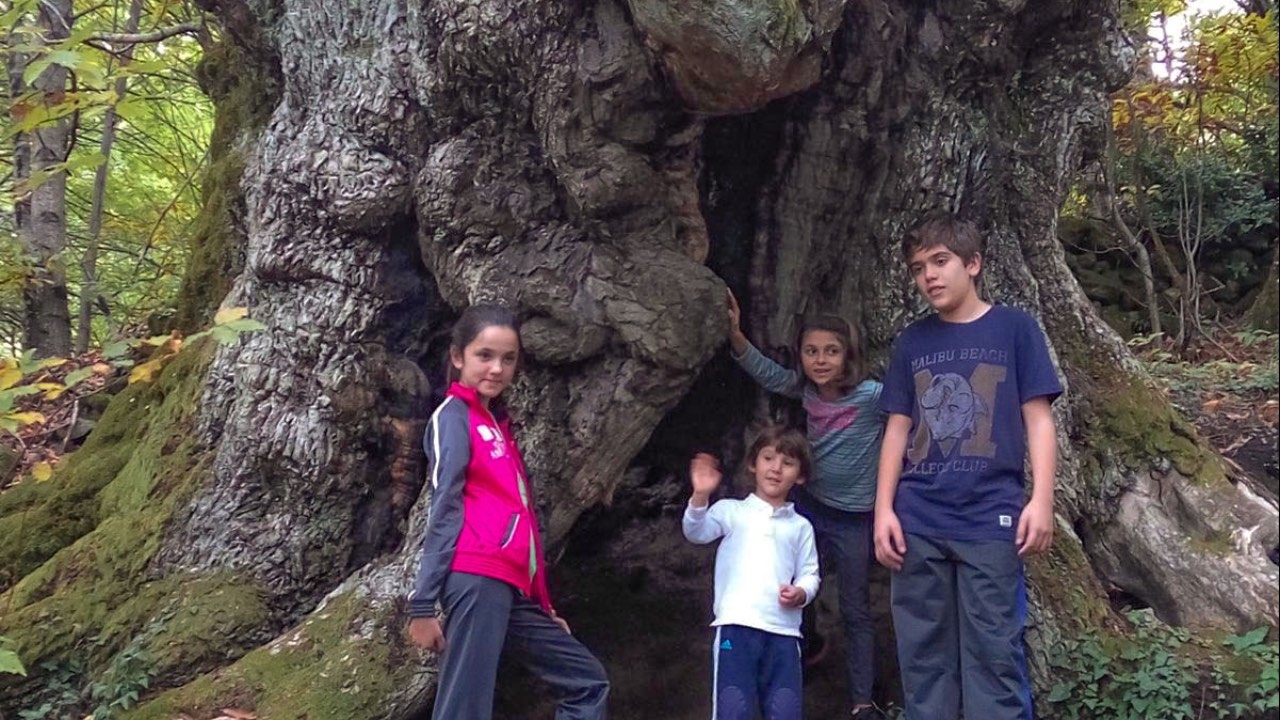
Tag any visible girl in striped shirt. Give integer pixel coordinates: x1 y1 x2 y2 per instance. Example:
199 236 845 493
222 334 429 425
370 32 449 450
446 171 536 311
727 291 886 720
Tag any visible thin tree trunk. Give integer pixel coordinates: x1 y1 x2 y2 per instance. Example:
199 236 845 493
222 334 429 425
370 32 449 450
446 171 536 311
1110 202 1162 334
14 0 74 358
1104 116 1161 335
77 0 144 353
1127 91 1196 343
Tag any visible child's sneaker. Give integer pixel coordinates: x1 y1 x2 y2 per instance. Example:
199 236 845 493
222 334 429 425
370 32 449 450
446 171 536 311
850 705 886 720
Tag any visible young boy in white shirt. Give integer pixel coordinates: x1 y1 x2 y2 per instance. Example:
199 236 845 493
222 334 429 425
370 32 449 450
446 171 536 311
684 426 821 720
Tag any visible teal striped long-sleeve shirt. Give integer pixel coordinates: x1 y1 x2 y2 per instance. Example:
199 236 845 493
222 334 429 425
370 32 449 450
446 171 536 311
734 342 885 512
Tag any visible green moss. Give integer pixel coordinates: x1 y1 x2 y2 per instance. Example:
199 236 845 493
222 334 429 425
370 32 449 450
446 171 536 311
0 348 208 590
0 344 218 680
1083 374 1226 486
174 40 279 332
1028 531 1112 634
1051 316 1227 490
0 344 280 717
144 573 271 673
123 590 416 720
763 0 806 49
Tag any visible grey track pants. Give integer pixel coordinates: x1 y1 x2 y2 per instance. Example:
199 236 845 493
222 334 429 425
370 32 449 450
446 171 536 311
890 533 1033 720
433 572 610 720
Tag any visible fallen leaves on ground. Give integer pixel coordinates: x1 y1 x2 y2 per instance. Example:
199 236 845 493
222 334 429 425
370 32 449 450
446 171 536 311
0 349 132 490
1133 325 1279 483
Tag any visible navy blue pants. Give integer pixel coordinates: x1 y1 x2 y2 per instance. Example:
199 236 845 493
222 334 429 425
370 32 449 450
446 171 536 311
891 533 1033 720
712 625 802 720
434 572 609 720
795 491 875 706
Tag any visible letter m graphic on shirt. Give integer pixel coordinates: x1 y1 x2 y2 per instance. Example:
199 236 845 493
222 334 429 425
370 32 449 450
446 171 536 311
906 363 1007 464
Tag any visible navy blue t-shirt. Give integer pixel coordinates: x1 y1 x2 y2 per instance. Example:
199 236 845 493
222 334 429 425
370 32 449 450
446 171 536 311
879 306 1062 541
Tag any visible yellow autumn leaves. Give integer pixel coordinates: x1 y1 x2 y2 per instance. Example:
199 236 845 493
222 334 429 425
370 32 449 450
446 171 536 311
1 307 266 485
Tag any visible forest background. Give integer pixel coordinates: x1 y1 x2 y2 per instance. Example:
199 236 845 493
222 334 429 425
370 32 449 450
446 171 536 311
0 0 1276 718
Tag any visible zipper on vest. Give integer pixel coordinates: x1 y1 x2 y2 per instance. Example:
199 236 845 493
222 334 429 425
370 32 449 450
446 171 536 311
500 514 520 549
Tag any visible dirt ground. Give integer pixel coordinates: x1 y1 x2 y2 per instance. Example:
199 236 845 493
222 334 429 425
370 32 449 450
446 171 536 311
1133 329 1280 499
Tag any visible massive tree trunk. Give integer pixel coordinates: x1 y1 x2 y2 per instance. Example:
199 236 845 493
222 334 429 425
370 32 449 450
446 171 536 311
1 1 1276 719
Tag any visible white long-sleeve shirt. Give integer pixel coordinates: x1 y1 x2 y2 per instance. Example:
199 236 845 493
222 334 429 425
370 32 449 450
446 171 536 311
683 493 820 638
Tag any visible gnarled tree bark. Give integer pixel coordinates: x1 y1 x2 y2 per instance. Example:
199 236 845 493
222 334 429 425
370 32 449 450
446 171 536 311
1 1 1276 718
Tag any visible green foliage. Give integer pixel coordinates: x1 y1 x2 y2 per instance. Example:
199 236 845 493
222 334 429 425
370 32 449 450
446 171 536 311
16 633 157 720
17 658 85 720
88 634 159 720
0 0 215 351
1130 330 1279 394
1122 148 1275 250
1212 627 1280 718
1121 0 1189 34
1045 611 1279 720
1084 6 1280 336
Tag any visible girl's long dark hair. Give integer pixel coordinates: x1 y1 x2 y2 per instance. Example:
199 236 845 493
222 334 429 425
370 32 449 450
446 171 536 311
794 314 867 394
445 304 522 385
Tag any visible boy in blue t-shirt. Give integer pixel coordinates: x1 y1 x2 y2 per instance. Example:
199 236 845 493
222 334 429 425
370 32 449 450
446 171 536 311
874 212 1062 720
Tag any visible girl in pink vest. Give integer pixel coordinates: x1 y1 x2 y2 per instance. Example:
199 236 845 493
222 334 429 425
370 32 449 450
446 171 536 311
408 304 609 719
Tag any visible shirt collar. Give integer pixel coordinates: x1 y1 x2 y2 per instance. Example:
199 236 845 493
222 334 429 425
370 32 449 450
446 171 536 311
745 492 794 517
447 381 481 406
447 382 511 424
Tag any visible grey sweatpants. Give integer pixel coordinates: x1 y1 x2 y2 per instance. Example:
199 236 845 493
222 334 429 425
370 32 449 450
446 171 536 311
890 533 1033 720
433 572 609 720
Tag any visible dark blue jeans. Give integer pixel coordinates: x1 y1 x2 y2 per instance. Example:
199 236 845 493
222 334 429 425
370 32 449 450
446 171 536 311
713 624 803 720
794 490 875 707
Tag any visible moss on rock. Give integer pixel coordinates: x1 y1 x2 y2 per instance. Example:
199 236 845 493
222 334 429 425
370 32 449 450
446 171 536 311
0 344 240 711
1028 530 1113 636
123 589 418 720
1051 315 1228 495
1083 373 1225 486
0 345 210 591
1244 252 1278 333
1 25 283 720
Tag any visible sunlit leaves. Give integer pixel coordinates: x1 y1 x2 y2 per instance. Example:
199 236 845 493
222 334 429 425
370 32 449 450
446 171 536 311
30 460 52 482
0 355 60 435
22 47 108 86
1108 5 1278 249
126 308 265 386
0 0 215 352
1115 9 1279 152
